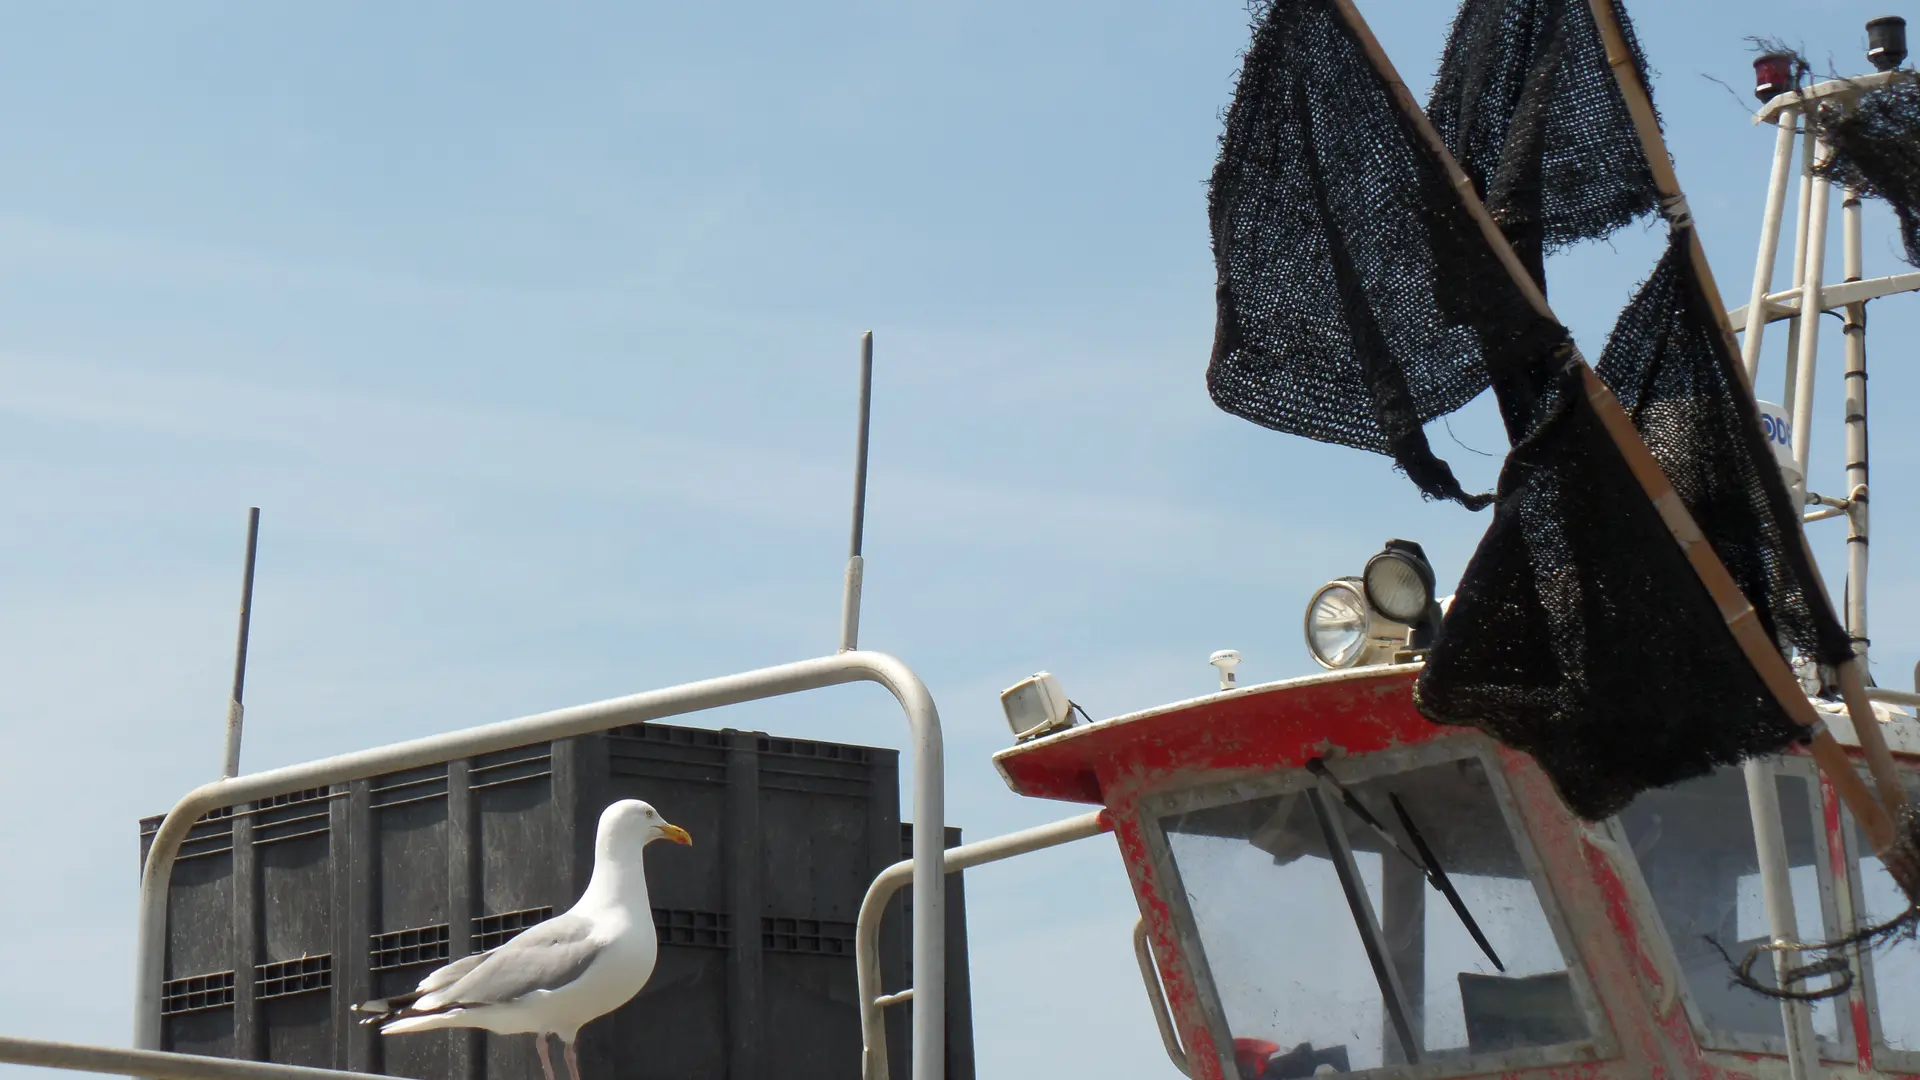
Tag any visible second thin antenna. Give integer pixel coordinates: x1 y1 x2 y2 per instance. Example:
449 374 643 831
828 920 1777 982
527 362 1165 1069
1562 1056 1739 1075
221 507 261 778
839 331 874 652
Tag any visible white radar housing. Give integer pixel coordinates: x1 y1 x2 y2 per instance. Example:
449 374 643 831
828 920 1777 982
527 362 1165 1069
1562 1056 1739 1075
1755 399 1802 491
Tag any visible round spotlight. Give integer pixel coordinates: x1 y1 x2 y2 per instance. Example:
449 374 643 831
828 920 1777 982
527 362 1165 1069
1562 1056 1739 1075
1305 580 1371 669
1363 541 1436 625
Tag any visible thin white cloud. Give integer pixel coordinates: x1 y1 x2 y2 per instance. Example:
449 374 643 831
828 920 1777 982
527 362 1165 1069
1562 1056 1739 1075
0 352 1348 574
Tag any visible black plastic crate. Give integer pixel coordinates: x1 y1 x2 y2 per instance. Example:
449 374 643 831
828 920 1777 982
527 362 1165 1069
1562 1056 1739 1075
139 722 973 1080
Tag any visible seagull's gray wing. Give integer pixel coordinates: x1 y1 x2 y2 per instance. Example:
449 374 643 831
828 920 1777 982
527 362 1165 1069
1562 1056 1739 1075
428 914 603 1008
417 949 493 995
354 948 495 1020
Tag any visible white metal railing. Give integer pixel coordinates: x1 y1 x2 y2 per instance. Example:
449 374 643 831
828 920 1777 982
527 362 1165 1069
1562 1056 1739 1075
0 1036 387 1080
1754 69 1916 125
1727 270 1920 327
854 810 1112 1080
1867 687 1920 709
135 651 947 1080
1735 58 1920 1080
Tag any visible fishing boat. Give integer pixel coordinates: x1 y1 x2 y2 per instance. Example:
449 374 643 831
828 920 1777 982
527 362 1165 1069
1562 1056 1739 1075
5 5 1920 1080
950 11 1920 1080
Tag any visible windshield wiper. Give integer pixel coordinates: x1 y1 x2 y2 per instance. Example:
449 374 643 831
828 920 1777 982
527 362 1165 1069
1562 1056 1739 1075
1305 758 1505 973
1303 783 1422 1065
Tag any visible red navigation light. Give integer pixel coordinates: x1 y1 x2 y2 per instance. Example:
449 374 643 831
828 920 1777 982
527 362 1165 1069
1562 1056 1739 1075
1754 52 1797 102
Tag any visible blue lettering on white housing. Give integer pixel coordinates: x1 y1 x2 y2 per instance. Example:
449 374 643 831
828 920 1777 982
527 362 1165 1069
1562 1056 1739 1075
1760 414 1791 448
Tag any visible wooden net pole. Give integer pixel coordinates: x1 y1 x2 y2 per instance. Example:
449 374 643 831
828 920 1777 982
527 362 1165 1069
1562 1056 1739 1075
1323 0 1900 855
1584 0 1909 823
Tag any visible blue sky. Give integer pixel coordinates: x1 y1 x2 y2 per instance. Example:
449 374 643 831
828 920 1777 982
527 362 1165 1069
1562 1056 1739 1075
2 2 1918 1078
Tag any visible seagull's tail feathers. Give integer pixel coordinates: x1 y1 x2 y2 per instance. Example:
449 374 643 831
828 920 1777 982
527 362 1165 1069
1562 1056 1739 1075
350 991 434 1027
357 989 480 1033
376 1009 476 1036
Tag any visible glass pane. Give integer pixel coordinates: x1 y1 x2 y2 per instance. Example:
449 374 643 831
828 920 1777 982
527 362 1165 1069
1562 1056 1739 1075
1846 773 1920 1053
1159 755 1588 1078
1615 765 1841 1045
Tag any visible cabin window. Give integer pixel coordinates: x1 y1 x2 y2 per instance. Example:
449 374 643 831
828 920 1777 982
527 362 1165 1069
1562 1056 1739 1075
1613 762 1847 1056
1153 747 1592 1078
1837 770 1920 1063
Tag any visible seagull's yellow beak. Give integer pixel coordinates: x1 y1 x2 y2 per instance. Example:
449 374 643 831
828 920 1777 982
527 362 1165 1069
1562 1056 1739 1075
660 824 692 847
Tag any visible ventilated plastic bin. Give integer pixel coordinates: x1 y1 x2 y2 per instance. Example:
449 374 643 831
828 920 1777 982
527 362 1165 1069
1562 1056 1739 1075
139 722 973 1080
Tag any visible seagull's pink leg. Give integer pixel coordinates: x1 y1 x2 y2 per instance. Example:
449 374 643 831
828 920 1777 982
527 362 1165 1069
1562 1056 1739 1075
563 1040 582 1080
536 1033 557 1080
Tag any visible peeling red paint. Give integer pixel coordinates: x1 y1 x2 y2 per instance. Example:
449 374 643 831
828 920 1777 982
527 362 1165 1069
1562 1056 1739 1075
993 667 1920 1078
1817 768 1879 1075
995 667 1428 804
1111 797 1227 1080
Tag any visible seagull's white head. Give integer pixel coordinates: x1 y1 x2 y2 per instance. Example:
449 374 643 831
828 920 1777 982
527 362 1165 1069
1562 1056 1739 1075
599 799 693 857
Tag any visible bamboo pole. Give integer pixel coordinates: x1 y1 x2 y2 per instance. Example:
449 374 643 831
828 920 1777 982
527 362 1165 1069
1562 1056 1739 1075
1323 0 1901 854
1583 0 1910 825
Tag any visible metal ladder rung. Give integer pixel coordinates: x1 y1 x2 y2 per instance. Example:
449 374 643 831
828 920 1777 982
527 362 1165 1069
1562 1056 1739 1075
1729 271 1920 328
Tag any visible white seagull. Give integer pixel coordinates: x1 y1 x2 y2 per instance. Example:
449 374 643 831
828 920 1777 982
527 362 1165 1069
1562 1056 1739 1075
352 799 692 1080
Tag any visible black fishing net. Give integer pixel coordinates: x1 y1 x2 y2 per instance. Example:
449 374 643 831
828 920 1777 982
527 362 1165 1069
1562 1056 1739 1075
1599 230 1911 987
1593 233 1854 667
1427 0 1661 284
1719 797 1920 1003
1412 361 1803 821
1209 0 1860 822
1811 78 1920 267
1206 0 1569 509
1415 233 1853 820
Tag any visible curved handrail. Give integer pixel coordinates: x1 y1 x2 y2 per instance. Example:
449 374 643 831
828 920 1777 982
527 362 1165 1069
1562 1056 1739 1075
855 810 1112 1080
136 651 945 1080
1132 918 1191 1077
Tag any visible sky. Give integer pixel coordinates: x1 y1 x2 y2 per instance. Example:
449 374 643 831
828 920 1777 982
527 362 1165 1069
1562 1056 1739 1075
2 1 1919 1078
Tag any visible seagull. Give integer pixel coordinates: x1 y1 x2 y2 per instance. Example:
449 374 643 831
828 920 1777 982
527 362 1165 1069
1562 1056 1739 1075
352 799 691 1080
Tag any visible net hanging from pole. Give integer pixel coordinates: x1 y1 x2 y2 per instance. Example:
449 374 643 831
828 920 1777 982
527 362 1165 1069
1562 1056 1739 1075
1810 76 1920 267
1209 0 1857 825
1206 0 1569 509
1210 0 1920 1002
1590 231 1854 670
1427 0 1661 286
1416 231 1853 819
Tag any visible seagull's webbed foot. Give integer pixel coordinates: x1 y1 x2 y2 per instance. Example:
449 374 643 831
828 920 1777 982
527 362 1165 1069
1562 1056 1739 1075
536 1032 557 1080
563 1039 582 1080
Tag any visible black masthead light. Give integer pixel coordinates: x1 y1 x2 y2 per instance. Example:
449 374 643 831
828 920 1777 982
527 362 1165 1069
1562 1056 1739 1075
1869 16 1908 72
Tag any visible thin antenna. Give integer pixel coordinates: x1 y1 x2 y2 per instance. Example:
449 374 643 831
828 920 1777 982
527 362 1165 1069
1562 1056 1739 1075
839 331 874 652
221 507 261 778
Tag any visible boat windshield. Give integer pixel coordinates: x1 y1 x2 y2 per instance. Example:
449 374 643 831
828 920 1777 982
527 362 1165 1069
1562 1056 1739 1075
1155 749 1589 1079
